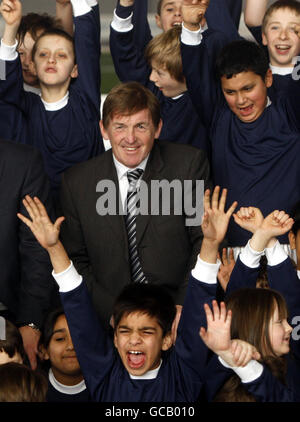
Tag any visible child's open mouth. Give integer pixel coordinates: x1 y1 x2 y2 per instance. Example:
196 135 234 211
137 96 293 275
127 351 146 369
239 104 254 116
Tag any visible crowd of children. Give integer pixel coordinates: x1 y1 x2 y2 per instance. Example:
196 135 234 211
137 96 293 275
0 0 300 403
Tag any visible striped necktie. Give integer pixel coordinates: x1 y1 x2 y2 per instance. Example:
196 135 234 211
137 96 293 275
125 169 147 283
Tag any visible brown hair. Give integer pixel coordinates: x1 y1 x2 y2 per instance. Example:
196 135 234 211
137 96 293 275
0 319 25 362
31 28 76 63
262 0 300 33
157 0 164 15
0 363 48 402
145 26 184 83
102 81 161 129
17 13 62 48
214 288 288 402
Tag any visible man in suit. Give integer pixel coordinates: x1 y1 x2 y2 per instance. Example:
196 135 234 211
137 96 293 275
0 139 58 369
60 82 211 326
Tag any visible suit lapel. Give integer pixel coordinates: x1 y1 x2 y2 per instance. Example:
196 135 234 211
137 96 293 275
136 143 164 246
93 150 129 258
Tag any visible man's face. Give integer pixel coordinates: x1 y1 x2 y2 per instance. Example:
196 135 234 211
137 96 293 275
221 70 272 123
17 32 40 87
149 61 186 97
100 109 162 168
114 311 171 376
155 0 183 31
262 8 300 67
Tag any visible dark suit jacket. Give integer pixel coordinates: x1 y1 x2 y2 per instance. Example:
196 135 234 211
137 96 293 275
0 139 58 327
60 141 211 324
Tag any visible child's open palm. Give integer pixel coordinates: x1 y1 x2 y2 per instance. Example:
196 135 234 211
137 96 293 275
17 195 65 250
201 186 237 244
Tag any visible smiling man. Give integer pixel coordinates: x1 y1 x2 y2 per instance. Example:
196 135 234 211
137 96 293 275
59 81 211 327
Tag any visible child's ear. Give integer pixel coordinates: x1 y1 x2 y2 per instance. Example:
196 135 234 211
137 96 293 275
161 333 173 351
262 32 268 47
289 230 296 249
155 14 163 29
71 64 78 79
265 68 273 88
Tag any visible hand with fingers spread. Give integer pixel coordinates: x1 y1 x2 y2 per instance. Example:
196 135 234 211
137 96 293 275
233 206 264 234
199 301 260 367
217 248 235 292
200 186 237 263
182 0 210 31
17 196 70 274
199 300 231 357
17 195 65 251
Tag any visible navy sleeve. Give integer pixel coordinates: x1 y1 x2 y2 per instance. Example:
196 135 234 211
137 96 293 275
267 258 300 360
225 256 259 297
243 364 300 402
60 280 116 401
246 24 263 45
175 276 217 376
206 0 241 42
72 5 101 119
109 24 150 85
181 29 228 129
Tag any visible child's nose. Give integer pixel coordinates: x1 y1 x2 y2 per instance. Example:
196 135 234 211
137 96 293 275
279 28 288 39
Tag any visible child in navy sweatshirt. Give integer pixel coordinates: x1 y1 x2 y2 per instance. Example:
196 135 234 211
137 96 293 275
0 0 103 200
244 0 300 99
16 187 279 402
110 0 208 152
180 1 300 248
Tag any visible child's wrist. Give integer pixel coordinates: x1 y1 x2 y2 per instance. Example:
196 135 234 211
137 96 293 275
249 229 271 252
183 21 201 32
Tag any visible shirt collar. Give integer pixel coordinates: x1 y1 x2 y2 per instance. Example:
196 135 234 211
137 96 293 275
113 154 149 181
270 64 293 76
41 91 69 111
129 360 162 380
48 368 86 394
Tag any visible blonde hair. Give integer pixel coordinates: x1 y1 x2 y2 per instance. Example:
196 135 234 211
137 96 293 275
145 26 184 83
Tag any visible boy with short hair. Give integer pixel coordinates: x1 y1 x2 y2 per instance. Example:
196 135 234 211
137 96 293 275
244 0 300 97
0 0 103 199
18 187 276 402
110 1 209 151
180 2 300 249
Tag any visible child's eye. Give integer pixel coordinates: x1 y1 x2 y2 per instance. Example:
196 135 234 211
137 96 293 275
57 53 67 58
55 337 65 342
270 25 279 30
225 90 234 95
39 52 47 57
166 7 174 12
137 124 146 130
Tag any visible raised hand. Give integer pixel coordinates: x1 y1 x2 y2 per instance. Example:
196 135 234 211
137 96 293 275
230 339 261 367
199 300 232 355
182 0 210 29
260 210 294 238
0 0 22 27
202 186 237 245
233 206 264 234
249 209 294 252
17 195 65 251
217 247 235 292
